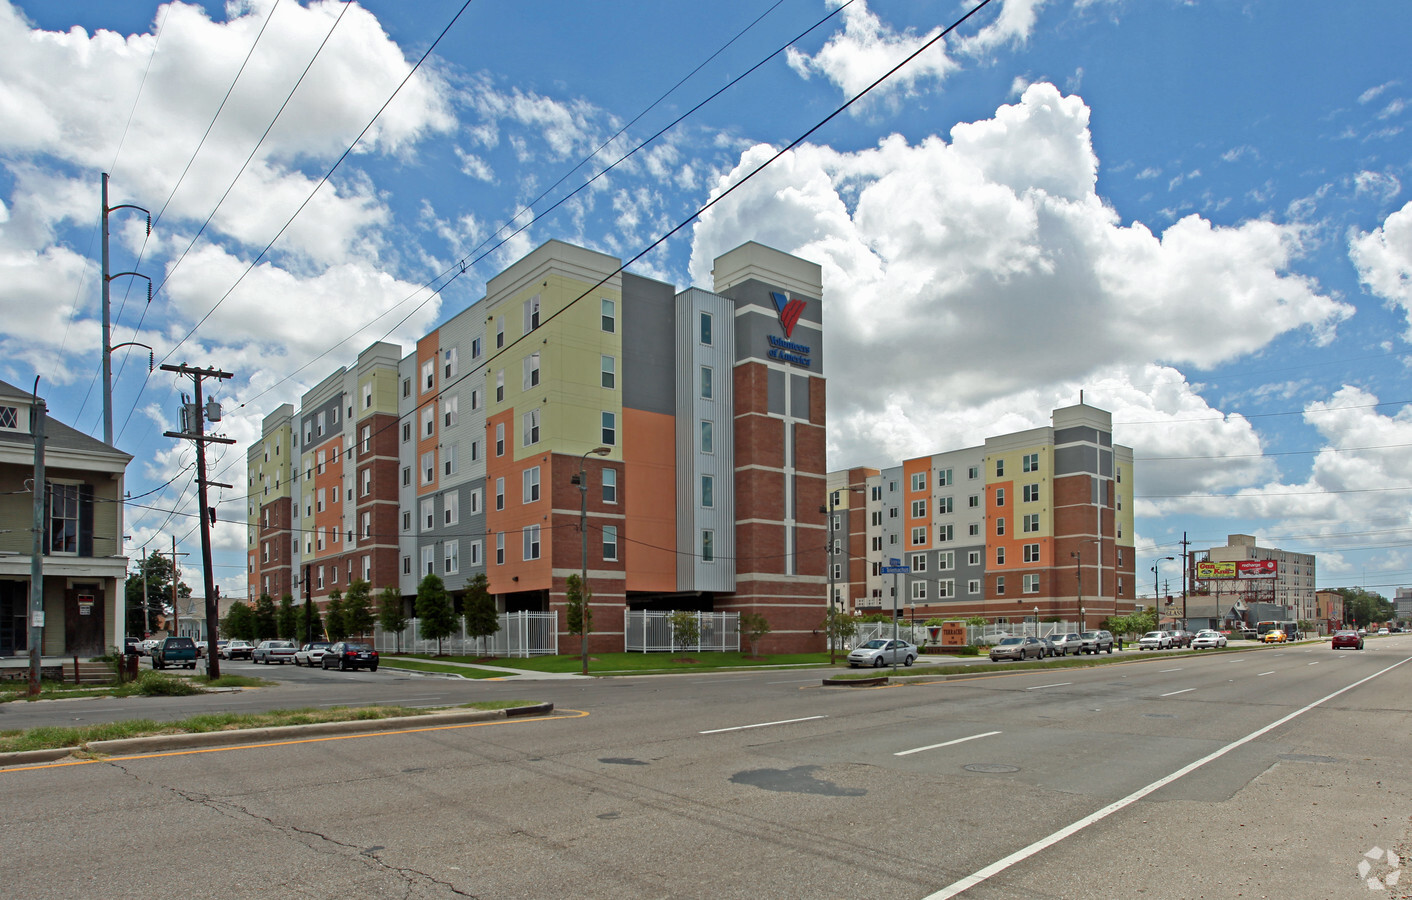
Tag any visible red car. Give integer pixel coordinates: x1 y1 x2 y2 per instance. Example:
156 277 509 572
1331 630 1364 650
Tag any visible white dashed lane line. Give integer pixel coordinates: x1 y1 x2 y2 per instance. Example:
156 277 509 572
1160 688 1195 697
895 731 1002 757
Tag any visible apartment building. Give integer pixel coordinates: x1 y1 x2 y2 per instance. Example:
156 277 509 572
250 239 828 652
829 403 1136 625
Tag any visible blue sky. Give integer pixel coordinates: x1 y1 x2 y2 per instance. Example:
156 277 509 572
1 0 1409 601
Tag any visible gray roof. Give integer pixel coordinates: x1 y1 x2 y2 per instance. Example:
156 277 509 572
0 378 134 461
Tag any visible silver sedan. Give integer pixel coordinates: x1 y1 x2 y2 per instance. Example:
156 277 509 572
847 639 918 668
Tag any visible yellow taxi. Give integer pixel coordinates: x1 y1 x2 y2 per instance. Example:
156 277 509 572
1262 630 1287 643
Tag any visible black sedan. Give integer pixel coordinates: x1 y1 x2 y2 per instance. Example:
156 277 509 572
321 641 380 672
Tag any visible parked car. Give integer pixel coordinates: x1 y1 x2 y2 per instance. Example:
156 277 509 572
847 639 917 668
1378 627 1390 635
294 641 332 667
193 641 208 658
252 640 297 664
1046 633 1083 656
123 636 142 655
222 639 254 660
1331 630 1365 650
1262 630 1287 643
1192 630 1227 649
151 636 198 670
138 638 162 656
1168 630 1193 648
1079 630 1115 654
1138 631 1173 650
321 641 381 672
989 636 1044 662
1038 637 1059 658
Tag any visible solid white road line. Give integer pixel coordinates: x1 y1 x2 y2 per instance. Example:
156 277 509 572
1160 688 1195 697
699 715 826 734
895 731 1003 756
1257 671 1276 676
923 655 1412 900
1025 683 1072 690
1308 661 1320 666
1159 668 1183 673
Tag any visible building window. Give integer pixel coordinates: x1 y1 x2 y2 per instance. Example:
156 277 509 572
995 517 1005 536
523 352 540 390
401 378 411 398
316 489 325 513
402 555 411 575
443 396 459 428
495 422 505 457
421 497 435 530
422 405 435 438
939 551 954 570
445 491 460 526
700 311 712 345
968 579 981 595
996 576 1005 596
360 511 371 539
969 495 980 508
1023 573 1040 593
421 546 435 575
1023 543 1040 563
469 488 481 514
402 510 411 532
601 355 615 389
699 420 712 453
937 468 953 486
996 547 1006 565
1116 466 1123 484
995 488 1005 507
969 522 980 536
444 443 457 477
1023 513 1039 532
968 466 979 479
522 524 541 561
938 497 953 514
360 469 371 497
360 425 371 453
602 411 617 446
937 524 953 542
996 459 1005 477
523 294 541 333
496 318 504 349
700 366 713 400
911 472 927 492
911 526 926 545
470 540 482 566
699 474 713 508
911 580 927 601
1023 484 1039 502
421 451 435 485
603 526 618 562
444 540 459 575
523 466 541 503
702 530 714 562
402 422 411 443
495 477 505 511
495 532 504 565
911 499 926 518
1022 452 1039 472
603 468 617 503
601 298 615 333
910 553 927 573
523 408 540 446
938 579 955 599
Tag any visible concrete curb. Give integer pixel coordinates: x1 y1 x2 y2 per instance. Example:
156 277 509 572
0 702 554 768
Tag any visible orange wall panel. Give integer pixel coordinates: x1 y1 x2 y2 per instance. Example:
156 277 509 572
624 408 676 592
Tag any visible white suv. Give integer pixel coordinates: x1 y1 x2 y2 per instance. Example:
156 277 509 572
1138 631 1173 650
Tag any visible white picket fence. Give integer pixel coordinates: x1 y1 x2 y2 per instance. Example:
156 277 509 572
854 620 1088 647
373 611 558 658
625 610 739 653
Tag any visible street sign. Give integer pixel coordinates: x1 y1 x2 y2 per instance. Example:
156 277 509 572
889 558 901 567
881 565 910 574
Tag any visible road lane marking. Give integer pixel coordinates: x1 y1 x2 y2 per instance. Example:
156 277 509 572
1257 671 1276 676
896 731 1001 756
699 715 826 734
1308 662 1320 666
1159 668 1183 673
924 655 1412 900
1025 683 1071 690
1160 688 1194 697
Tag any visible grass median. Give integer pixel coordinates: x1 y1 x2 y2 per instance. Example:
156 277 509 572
0 700 538 754
0 671 270 702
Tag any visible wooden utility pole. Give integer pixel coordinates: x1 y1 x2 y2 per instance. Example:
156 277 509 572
28 379 46 697
161 364 234 679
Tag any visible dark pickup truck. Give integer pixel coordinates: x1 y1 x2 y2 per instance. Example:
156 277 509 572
152 636 198 670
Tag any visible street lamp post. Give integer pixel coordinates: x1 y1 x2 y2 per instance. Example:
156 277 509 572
573 446 611 676
1070 550 1082 627
1152 555 1175 627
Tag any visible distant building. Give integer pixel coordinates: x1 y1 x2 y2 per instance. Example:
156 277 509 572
1190 534 1316 628
1395 587 1412 623
0 379 132 662
829 403 1137 628
1315 589 1345 633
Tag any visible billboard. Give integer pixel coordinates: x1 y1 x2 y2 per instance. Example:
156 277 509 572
1195 559 1278 580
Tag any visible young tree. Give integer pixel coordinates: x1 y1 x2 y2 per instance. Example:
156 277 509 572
276 594 298 641
668 610 701 655
740 612 771 658
222 600 256 642
416 573 457 655
253 593 279 641
342 579 375 639
462 573 499 656
821 608 858 665
377 586 408 654
324 590 346 642
124 551 192 634
565 574 592 641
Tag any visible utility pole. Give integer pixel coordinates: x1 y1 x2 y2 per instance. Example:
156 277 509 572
141 547 149 634
100 173 151 446
28 378 46 697
1180 531 1191 625
162 364 234 678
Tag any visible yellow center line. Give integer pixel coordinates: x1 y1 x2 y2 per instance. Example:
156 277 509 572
1 709 588 774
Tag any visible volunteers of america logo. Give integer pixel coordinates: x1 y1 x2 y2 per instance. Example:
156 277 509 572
1359 846 1401 890
770 290 805 338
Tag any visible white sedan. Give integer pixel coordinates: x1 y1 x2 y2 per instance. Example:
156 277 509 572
846 639 918 668
1192 630 1228 649
294 642 332 667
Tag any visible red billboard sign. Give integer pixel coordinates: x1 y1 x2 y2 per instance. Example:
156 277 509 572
1196 559 1278 580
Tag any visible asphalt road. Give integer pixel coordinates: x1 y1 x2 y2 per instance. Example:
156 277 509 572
4 639 1410 899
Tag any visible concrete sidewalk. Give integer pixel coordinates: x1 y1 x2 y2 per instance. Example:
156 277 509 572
380 656 588 680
